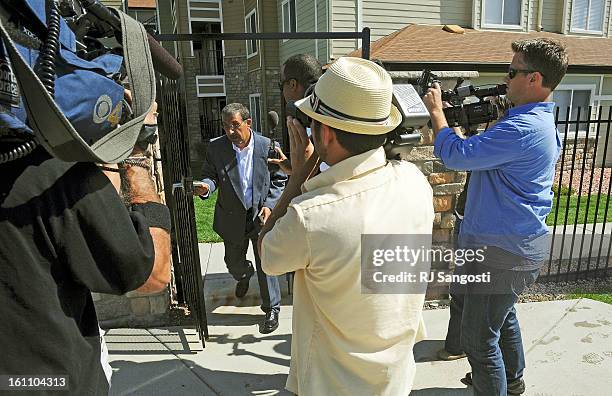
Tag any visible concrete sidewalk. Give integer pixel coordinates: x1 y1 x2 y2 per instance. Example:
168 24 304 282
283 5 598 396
107 298 612 395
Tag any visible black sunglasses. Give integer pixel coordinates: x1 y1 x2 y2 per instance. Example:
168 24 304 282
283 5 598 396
507 67 540 79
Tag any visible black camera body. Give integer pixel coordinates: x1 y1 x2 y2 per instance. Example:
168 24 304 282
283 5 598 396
267 138 280 160
418 69 507 131
285 100 311 128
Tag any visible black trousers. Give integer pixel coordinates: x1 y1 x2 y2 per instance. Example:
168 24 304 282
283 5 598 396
223 213 280 313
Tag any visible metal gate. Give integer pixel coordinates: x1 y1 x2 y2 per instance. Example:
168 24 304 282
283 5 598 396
157 74 209 344
154 30 371 347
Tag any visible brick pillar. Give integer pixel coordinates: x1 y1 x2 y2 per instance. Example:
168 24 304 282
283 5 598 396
402 128 466 299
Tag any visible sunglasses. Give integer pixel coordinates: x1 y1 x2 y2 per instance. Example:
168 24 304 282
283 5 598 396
507 67 540 79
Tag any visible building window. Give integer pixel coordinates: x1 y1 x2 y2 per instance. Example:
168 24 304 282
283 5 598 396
282 0 297 39
571 0 605 33
553 87 594 133
249 94 262 134
483 0 521 27
245 9 258 57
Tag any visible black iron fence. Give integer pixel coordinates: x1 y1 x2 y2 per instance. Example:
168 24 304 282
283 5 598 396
157 75 208 345
542 106 612 282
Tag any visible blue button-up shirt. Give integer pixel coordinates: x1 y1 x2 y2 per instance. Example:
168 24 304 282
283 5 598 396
434 102 561 262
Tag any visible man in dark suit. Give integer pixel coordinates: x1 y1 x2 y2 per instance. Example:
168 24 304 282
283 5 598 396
195 103 286 334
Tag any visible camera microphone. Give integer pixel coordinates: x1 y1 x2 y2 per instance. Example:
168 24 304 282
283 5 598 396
79 0 183 80
266 111 281 162
147 36 183 80
267 110 279 133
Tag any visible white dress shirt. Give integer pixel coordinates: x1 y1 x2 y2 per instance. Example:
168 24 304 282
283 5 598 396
232 131 255 206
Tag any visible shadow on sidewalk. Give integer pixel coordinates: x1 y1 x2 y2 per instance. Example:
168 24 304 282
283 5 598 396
410 388 471 395
414 339 446 363
110 359 292 395
207 311 265 326
207 332 291 367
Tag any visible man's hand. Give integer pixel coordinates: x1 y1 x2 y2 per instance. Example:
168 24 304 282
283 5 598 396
258 207 272 225
193 183 210 197
422 83 450 134
422 83 443 114
287 116 317 176
267 146 292 175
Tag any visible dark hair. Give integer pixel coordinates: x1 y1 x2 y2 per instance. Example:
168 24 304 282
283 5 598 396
222 103 250 121
313 120 386 156
511 38 568 90
283 54 323 90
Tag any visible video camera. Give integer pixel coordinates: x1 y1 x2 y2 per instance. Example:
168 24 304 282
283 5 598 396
284 82 429 160
59 0 182 78
417 69 507 132
280 67 507 161
0 0 180 164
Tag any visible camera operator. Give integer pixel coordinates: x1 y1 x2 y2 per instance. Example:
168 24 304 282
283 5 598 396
423 38 568 395
0 1 170 394
269 53 322 174
258 57 434 396
438 95 513 363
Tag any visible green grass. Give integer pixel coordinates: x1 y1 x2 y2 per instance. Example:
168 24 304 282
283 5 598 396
196 191 612 238
194 192 223 243
567 291 612 305
547 194 612 226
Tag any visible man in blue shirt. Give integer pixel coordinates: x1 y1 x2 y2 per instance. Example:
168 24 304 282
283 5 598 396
423 38 568 396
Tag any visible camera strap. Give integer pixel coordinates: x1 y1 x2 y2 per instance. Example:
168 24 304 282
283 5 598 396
0 9 156 163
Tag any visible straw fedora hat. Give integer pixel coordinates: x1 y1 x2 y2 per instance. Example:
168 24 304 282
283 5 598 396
295 57 402 135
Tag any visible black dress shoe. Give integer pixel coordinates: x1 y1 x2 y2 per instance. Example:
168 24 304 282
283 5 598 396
235 264 254 298
260 310 279 334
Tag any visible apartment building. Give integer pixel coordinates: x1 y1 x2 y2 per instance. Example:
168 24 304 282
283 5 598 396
139 0 612 170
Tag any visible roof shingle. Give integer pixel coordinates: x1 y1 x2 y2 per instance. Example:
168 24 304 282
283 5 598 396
349 24 612 68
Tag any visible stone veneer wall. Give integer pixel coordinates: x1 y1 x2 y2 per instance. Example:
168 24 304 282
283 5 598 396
224 55 251 106
182 57 206 177
402 128 466 299
557 136 598 173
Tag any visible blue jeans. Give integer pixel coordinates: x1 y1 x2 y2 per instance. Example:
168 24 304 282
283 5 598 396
444 263 466 355
460 262 539 396
444 215 464 355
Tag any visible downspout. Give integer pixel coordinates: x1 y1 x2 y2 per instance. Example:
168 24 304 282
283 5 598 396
356 0 363 51
257 0 268 134
315 0 319 60
536 0 544 31
328 0 332 59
